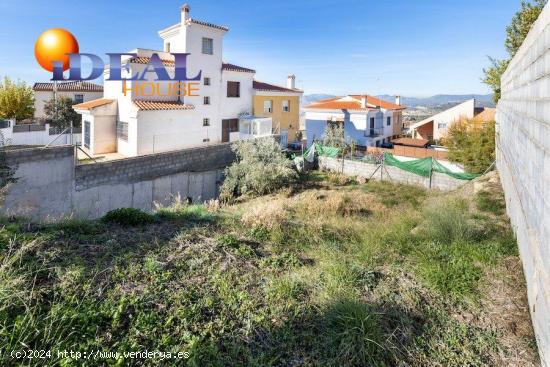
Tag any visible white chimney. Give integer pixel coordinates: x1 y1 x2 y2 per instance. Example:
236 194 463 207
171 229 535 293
361 95 367 108
181 3 190 24
287 74 296 89
395 95 401 105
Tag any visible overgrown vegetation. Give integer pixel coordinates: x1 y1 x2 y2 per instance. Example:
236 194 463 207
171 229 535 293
220 137 297 200
445 119 496 173
0 173 537 366
483 0 547 103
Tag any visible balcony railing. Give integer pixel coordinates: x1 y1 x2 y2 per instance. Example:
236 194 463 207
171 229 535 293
366 127 384 137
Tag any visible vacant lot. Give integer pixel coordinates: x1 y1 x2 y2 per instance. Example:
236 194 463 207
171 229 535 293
0 172 538 366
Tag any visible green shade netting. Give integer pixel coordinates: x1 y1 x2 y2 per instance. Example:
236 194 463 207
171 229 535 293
383 152 480 180
303 144 340 158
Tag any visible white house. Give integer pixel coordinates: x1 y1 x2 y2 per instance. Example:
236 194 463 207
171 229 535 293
73 4 282 157
304 95 405 147
409 99 495 142
33 81 103 120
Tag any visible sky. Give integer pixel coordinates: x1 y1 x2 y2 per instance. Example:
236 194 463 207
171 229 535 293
0 0 523 96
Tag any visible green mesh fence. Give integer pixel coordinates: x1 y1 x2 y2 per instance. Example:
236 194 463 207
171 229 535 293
303 144 340 158
383 152 479 181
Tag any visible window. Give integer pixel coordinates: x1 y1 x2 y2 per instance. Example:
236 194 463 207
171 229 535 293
263 100 272 113
74 94 84 104
84 121 90 148
282 100 290 112
203 118 210 126
227 81 240 97
202 37 213 55
438 123 447 129
386 116 391 126
204 96 210 105
117 121 128 141
204 77 210 86
165 42 171 52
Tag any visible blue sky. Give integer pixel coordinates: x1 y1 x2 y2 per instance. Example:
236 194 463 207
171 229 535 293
0 0 522 96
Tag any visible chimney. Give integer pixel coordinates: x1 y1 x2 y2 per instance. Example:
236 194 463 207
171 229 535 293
361 95 367 108
395 95 401 105
181 3 190 24
287 74 296 89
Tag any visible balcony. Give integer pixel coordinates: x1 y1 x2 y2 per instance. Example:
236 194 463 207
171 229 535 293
366 127 384 137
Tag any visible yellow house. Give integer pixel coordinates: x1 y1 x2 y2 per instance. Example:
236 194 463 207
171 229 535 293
253 75 303 143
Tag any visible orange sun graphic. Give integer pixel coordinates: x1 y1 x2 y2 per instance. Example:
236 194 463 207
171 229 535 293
34 28 79 72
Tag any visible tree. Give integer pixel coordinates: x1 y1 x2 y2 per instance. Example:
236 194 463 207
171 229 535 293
445 119 495 174
322 123 348 149
220 137 297 200
483 0 547 104
0 77 34 121
505 0 547 57
482 58 509 104
44 96 81 128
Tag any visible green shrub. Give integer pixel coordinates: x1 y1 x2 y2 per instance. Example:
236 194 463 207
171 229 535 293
220 137 297 200
101 208 155 226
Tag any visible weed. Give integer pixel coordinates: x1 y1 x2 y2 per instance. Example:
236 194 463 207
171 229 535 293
101 208 155 226
476 190 505 215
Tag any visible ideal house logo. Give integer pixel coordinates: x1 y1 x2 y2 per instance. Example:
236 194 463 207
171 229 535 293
34 28 201 97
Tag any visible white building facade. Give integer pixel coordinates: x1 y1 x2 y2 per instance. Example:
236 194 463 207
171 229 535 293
74 4 278 157
304 95 405 148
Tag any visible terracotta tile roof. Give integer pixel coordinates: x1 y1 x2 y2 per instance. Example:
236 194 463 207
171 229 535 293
189 18 229 31
253 80 302 93
33 81 103 92
128 57 175 67
133 100 195 111
349 95 406 110
73 98 114 110
391 137 429 148
305 95 405 111
222 63 255 73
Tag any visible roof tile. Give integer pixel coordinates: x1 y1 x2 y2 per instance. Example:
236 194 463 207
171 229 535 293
253 80 302 93
33 81 103 92
133 100 195 111
73 98 114 110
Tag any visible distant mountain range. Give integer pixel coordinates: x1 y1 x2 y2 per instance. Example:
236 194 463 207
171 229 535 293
302 94 495 108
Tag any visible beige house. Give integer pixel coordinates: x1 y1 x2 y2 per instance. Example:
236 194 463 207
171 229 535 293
252 75 303 143
33 81 103 120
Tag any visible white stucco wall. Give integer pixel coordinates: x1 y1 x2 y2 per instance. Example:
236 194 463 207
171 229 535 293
412 99 475 140
304 108 398 147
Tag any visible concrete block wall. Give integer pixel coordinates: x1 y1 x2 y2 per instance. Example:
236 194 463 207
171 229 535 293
318 156 465 191
497 4 550 364
75 143 234 190
1 144 235 220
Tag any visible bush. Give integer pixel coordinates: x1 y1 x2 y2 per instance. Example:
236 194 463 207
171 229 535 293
445 119 495 174
220 137 297 200
101 208 155 226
